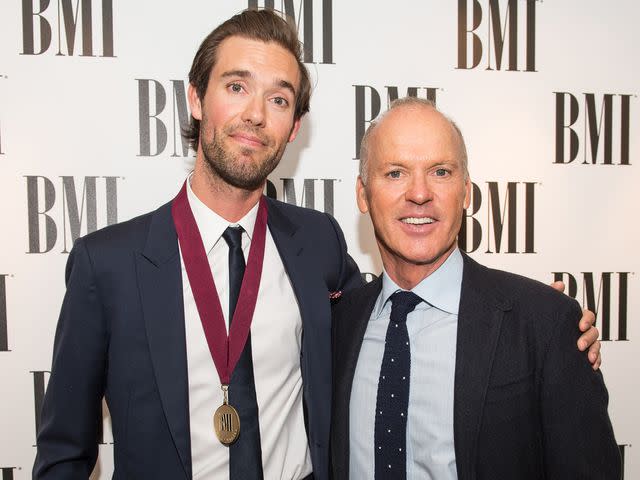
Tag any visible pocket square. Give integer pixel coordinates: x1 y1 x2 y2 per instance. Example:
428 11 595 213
329 290 342 305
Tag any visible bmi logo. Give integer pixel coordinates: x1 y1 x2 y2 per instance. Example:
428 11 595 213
619 444 630 480
552 272 630 342
265 178 338 215
21 0 114 56
250 0 333 64
458 181 537 254
0 468 18 480
31 370 50 444
353 85 439 159
555 92 634 165
0 274 10 352
457 0 537 72
137 79 190 158
26 176 121 254
220 412 233 432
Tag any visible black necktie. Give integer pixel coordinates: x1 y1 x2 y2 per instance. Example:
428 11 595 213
222 226 264 479
374 290 422 480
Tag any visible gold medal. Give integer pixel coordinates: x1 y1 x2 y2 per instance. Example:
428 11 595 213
214 385 240 445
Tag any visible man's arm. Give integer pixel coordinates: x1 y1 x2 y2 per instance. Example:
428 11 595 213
550 280 601 369
541 299 620 478
325 212 363 294
33 238 107 479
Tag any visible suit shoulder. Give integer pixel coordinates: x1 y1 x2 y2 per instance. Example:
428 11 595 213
467 257 580 318
333 277 380 315
266 196 346 253
266 197 330 223
80 201 171 254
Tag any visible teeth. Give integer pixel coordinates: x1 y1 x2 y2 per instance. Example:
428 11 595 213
402 217 434 225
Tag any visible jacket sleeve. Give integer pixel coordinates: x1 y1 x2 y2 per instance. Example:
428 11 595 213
33 237 107 479
324 212 363 294
541 299 621 479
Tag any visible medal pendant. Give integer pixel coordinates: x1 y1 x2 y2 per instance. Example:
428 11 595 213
214 385 240 445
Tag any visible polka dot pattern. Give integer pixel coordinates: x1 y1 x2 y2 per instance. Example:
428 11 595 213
373 291 422 479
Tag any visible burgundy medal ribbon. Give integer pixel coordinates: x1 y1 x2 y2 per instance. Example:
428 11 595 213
171 181 267 444
172 181 267 384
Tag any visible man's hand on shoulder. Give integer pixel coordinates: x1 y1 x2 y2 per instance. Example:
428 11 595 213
550 280 601 370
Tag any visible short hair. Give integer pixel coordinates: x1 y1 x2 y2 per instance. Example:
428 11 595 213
359 97 469 184
184 9 311 151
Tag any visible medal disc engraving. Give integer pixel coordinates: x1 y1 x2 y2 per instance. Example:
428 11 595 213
214 403 240 445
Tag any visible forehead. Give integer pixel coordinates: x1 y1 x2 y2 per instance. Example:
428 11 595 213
370 106 463 165
211 36 300 89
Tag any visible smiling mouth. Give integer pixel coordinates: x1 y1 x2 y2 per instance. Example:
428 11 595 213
401 217 435 225
230 133 266 147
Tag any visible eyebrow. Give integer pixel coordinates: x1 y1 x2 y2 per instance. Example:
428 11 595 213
277 79 297 97
221 69 297 98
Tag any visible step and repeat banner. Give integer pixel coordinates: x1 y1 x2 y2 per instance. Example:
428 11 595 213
1 1 637 478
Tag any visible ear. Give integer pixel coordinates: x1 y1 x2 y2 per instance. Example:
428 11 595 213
288 117 302 143
356 176 370 214
463 177 471 210
188 83 202 121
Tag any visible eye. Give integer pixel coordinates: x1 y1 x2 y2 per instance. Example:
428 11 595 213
434 168 450 177
271 96 290 108
387 170 402 179
228 83 244 93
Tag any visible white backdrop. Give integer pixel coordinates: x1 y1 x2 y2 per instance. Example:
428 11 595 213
0 1 637 478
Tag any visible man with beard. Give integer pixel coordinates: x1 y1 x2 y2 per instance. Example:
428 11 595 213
34 9 600 480
33 9 360 480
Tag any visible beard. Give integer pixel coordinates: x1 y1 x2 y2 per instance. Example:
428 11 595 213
200 122 287 191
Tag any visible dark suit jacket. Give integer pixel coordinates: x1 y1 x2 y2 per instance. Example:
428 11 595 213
331 252 620 480
33 196 362 480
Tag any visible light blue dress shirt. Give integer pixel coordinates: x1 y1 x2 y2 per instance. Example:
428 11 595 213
349 249 463 480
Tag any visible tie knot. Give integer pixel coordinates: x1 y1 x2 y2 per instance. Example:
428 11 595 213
222 226 244 249
389 290 422 323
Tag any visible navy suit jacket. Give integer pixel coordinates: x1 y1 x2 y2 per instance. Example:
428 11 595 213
331 252 620 480
33 196 362 479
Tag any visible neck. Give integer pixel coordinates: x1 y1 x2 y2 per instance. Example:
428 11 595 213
191 157 263 223
382 246 455 290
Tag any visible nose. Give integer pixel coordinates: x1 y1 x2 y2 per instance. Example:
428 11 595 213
241 96 266 127
405 173 432 205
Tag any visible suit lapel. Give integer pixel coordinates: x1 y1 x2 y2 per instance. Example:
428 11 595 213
135 202 192 480
453 254 510 480
266 198 336 479
264 199 336 368
332 277 381 479
334 277 381 413
264 199 310 320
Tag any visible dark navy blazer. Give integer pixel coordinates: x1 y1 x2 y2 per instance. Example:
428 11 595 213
331 252 620 480
34 196 362 480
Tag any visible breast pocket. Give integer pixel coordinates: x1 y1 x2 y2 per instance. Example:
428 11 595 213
484 371 535 422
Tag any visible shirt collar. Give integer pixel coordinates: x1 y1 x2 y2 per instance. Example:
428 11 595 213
375 248 464 317
186 175 259 254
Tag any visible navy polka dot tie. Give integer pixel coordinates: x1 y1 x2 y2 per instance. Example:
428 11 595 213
374 290 422 479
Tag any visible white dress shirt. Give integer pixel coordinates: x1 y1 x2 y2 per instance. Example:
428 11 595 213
349 248 463 479
182 179 312 479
